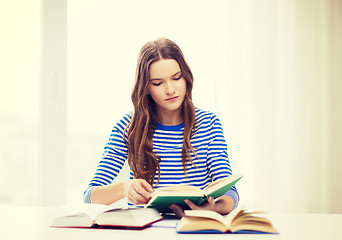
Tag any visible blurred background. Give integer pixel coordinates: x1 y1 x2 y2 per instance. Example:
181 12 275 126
0 0 341 213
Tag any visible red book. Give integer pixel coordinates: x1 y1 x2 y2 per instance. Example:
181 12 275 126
51 204 163 229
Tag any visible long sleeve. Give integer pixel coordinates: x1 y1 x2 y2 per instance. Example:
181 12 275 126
83 113 131 203
206 113 240 208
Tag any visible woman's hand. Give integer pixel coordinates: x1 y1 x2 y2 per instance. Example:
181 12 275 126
123 179 153 205
169 196 215 218
169 195 235 218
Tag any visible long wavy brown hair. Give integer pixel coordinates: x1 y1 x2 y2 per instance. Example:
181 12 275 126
126 38 197 187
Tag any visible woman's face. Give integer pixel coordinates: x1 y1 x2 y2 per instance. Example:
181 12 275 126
148 59 187 117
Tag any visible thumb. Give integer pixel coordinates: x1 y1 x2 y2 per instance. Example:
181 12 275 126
207 196 216 208
208 196 215 203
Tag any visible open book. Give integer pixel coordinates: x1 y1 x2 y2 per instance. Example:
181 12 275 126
51 204 163 229
145 173 243 213
176 207 278 234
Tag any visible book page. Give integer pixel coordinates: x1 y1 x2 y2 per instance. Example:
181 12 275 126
56 204 113 220
177 216 229 233
204 173 243 197
184 210 227 225
154 184 201 192
223 207 244 227
225 207 278 233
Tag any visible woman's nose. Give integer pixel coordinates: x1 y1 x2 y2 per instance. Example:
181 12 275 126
165 82 175 95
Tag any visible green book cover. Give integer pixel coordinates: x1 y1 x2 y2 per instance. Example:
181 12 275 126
206 175 243 199
147 195 205 213
146 174 243 213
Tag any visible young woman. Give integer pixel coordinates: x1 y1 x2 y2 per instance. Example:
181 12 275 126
83 38 239 216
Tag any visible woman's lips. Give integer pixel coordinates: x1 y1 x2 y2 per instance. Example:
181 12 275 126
165 96 179 101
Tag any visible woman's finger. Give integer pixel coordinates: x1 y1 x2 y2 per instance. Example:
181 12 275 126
127 191 147 205
133 182 151 200
169 204 185 218
184 199 199 210
140 180 153 193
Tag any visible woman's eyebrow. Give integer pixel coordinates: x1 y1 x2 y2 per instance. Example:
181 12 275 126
150 71 181 81
172 71 181 77
150 77 162 81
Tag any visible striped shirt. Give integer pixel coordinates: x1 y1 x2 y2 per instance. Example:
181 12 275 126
83 108 239 207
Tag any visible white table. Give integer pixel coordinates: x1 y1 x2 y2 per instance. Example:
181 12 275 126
1 205 342 240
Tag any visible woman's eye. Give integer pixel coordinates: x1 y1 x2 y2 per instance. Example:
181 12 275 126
152 82 162 86
173 75 182 80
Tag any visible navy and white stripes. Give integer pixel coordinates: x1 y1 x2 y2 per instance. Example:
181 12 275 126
83 108 239 207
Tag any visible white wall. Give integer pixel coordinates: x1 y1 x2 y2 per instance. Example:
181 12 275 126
66 0 342 213
66 0 219 205
1 0 341 213
0 0 40 204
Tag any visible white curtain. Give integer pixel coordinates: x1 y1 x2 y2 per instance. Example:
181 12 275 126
215 0 342 213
